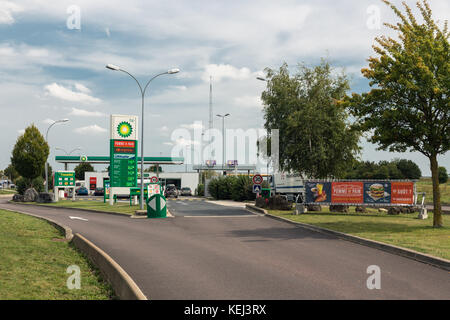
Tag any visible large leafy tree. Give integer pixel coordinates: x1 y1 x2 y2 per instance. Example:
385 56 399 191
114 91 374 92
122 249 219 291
261 60 360 178
74 162 94 180
343 0 449 227
11 125 49 181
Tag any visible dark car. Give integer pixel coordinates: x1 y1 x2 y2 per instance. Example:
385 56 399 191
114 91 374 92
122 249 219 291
76 187 89 196
164 184 178 198
94 187 104 196
181 187 192 196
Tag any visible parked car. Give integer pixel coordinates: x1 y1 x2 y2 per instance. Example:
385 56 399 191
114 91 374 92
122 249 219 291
180 187 192 196
164 184 178 198
9 184 15 189
76 187 89 196
94 187 104 196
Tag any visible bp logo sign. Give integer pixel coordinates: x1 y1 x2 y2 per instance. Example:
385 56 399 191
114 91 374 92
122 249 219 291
117 121 133 138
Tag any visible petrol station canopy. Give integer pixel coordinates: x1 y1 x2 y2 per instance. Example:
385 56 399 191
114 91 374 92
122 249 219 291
55 156 184 165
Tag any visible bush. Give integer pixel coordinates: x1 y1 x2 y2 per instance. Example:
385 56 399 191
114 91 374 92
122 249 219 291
31 176 44 193
16 177 30 195
231 175 255 202
438 167 448 184
196 184 205 196
208 175 257 201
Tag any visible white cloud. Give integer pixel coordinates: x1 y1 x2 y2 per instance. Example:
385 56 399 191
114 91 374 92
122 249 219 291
0 1 22 24
74 83 91 94
69 107 105 117
44 83 101 104
234 96 263 109
202 64 254 82
73 125 107 134
161 126 169 131
181 122 204 130
42 118 54 124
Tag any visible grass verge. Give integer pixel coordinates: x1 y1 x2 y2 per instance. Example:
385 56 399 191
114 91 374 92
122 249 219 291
0 209 114 299
268 207 450 260
0 189 16 195
416 178 450 205
32 200 143 215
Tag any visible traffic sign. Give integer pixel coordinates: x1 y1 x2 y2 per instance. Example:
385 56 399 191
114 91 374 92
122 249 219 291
253 184 262 194
151 176 158 183
252 174 263 185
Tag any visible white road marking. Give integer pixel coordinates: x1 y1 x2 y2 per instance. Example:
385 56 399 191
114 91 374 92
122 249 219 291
69 216 88 221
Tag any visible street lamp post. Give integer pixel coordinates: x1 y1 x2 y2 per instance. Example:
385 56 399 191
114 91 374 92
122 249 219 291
45 119 69 193
216 114 230 173
106 64 179 210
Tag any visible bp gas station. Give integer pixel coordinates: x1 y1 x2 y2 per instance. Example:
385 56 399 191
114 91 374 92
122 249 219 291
52 114 183 218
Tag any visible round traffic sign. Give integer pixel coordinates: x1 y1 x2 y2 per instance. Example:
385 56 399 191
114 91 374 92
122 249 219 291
252 174 263 185
151 176 158 183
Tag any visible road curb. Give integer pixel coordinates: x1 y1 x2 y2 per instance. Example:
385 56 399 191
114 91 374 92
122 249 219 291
0 207 148 300
246 204 450 272
72 233 147 300
9 201 132 217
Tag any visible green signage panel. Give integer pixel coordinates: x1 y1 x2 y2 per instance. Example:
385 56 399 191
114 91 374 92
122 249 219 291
54 171 75 187
110 140 138 187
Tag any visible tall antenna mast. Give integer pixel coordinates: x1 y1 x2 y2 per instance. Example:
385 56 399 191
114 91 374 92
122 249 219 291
209 76 213 131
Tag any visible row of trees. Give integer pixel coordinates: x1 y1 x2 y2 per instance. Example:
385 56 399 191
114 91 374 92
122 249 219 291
344 159 422 180
260 0 448 227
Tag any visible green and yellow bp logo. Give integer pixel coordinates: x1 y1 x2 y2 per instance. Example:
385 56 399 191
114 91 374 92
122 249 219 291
117 121 133 138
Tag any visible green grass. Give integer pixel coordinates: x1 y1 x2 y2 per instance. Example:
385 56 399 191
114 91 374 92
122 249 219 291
0 189 16 195
416 178 450 205
269 207 450 260
0 209 114 299
33 200 143 215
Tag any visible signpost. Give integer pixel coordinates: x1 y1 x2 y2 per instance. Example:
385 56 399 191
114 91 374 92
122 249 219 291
109 114 138 205
54 171 76 201
253 174 263 197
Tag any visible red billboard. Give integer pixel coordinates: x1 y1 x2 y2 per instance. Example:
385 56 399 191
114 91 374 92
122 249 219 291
89 177 97 190
391 182 414 204
331 182 364 204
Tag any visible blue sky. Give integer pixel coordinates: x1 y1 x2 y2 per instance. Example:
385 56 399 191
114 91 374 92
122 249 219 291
0 0 448 176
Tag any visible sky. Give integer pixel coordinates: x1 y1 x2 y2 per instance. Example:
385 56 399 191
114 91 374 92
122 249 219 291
0 0 448 176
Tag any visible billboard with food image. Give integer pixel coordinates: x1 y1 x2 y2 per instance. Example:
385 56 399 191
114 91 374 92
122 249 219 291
304 180 415 205
364 182 391 204
305 181 332 203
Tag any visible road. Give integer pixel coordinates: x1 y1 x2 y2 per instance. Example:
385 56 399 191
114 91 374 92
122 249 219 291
0 198 449 300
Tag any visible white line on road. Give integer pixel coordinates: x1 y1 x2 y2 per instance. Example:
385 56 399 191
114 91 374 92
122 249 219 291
69 216 89 221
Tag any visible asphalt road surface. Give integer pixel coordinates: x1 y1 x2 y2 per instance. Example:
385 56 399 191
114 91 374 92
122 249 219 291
0 198 449 300
167 199 255 217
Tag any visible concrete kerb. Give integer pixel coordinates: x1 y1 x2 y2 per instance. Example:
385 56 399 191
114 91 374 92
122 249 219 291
1 207 148 300
9 201 133 218
245 204 450 272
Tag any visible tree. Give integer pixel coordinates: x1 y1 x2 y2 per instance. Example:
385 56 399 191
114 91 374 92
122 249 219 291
4 164 19 182
394 159 422 180
438 167 448 184
343 0 449 227
11 124 49 181
74 163 94 180
261 60 360 179
144 165 163 173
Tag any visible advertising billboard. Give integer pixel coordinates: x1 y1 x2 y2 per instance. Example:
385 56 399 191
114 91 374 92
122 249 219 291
305 180 415 206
